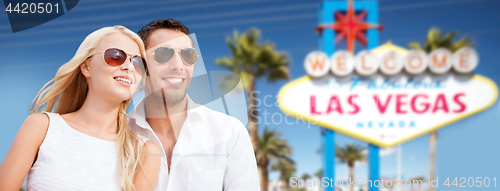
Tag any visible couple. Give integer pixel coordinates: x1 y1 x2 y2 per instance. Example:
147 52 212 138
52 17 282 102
0 19 259 191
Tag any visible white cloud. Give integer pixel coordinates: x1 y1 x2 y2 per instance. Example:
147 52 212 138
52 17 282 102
355 160 366 166
380 147 397 157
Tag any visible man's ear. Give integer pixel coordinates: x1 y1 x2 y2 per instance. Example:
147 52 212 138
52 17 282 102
81 60 91 77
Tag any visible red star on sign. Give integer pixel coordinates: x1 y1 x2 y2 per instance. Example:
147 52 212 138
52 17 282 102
316 0 384 53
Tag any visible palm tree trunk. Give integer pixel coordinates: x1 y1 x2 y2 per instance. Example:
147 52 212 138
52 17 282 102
429 131 437 191
258 160 269 191
280 175 288 191
349 164 354 191
247 81 259 153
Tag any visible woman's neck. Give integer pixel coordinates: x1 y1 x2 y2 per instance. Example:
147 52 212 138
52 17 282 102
73 92 122 134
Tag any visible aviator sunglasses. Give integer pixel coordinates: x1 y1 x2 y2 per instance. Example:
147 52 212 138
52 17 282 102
90 48 146 76
153 47 199 66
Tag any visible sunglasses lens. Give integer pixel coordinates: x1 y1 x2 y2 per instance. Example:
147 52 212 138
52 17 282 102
154 47 175 64
131 56 146 76
104 48 127 66
181 48 198 65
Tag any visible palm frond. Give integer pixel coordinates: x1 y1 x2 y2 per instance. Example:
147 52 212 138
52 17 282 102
215 28 290 92
335 144 366 166
409 27 472 53
256 127 293 168
407 42 422 50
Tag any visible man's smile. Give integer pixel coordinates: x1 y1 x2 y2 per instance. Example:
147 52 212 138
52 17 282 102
161 76 186 86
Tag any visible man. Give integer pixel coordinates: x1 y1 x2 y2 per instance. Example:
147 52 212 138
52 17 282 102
129 19 260 190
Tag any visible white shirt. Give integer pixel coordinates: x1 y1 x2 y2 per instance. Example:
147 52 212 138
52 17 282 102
128 96 260 191
27 112 123 191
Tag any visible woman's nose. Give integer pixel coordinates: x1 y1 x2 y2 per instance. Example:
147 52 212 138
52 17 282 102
120 57 134 71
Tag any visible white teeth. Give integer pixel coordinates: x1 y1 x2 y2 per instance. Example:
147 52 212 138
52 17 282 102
114 77 131 84
166 78 182 83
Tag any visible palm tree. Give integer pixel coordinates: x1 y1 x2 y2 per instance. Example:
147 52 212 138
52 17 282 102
301 173 311 182
271 158 296 191
216 28 290 154
256 128 292 191
407 27 471 191
315 169 322 180
336 144 366 191
314 169 323 191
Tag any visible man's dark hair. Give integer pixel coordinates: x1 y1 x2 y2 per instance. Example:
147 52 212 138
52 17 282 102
137 19 189 48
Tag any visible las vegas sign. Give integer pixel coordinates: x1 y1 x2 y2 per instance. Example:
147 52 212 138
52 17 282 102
278 42 498 147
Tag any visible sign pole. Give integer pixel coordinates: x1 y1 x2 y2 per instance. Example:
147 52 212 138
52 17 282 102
321 129 335 191
320 1 381 190
319 3 335 191
368 144 380 191
365 2 381 190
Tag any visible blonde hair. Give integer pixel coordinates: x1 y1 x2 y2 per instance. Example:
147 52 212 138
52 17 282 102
30 26 147 191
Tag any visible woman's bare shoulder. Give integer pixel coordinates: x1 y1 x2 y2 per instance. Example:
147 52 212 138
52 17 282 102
143 140 161 157
20 113 50 138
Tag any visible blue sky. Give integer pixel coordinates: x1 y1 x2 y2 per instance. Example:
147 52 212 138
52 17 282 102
1 0 499 188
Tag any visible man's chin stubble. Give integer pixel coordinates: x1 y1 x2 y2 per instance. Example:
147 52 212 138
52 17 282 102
147 88 186 109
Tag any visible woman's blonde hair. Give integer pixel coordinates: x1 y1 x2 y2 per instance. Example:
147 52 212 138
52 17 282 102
30 26 148 191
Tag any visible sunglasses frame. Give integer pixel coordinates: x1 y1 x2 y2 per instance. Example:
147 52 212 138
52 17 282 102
152 46 199 66
89 48 147 75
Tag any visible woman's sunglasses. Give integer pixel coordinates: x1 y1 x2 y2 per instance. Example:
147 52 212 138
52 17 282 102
90 48 146 76
153 47 199 66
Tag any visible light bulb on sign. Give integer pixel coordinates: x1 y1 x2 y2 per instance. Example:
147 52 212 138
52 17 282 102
379 51 404 75
331 50 355 76
355 50 379 76
404 50 428 75
452 47 478 73
304 51 330 78
428 48 453 74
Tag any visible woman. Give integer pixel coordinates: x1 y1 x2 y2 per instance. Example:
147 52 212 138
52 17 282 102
0 26 161 191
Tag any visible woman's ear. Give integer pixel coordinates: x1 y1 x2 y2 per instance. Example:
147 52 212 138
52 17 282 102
81 60 91 77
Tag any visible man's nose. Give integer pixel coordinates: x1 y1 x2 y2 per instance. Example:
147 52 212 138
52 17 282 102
168 52 184 71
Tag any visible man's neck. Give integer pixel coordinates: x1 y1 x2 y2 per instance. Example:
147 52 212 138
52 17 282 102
144 94 188 139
